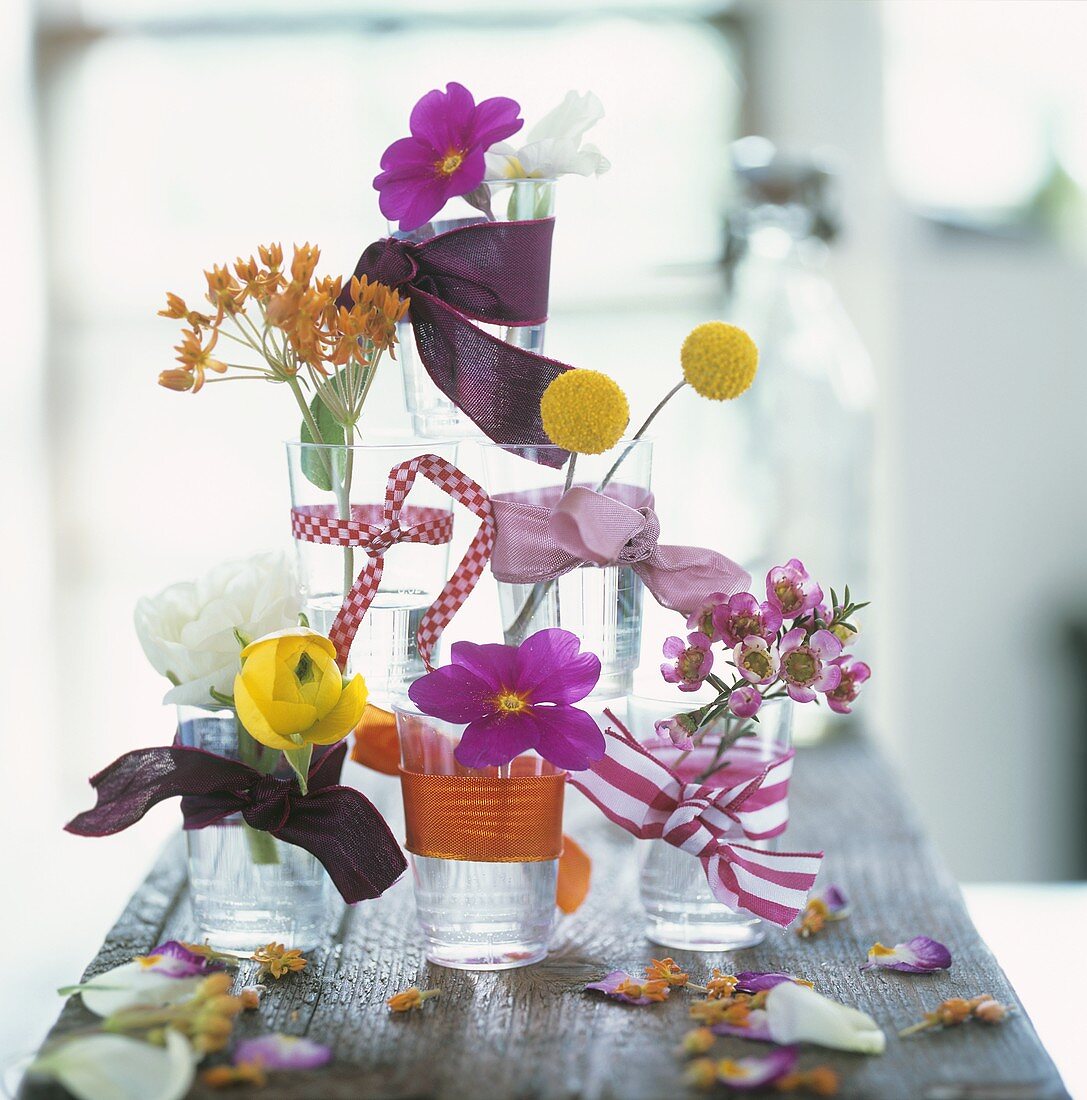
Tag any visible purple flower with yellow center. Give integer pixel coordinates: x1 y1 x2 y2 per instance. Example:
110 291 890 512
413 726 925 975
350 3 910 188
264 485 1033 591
861 936 952 973
408 628 603 771
733 635 779 686
373 82 523 232
714 1048 798 1091
712 592 783 647
685 592 730 640
825 657 871 715
234 1034 332 1070
766 559 823 620
661 632 714 693
728 684 762 719
777 627 842 703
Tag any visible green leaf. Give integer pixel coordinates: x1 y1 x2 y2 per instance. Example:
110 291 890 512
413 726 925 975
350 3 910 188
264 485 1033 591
300 394 345 492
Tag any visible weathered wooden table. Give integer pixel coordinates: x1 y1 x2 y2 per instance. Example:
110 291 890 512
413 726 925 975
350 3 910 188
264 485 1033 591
23 735 1069 1099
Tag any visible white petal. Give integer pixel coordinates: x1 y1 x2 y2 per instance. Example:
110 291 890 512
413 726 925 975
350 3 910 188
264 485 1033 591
29 1031 196 1100
765 982 885 1054
526 90 604 145
78 961 204 1018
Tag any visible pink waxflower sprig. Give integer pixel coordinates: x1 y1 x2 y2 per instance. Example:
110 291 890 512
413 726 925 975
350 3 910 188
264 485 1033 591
658 560 870 761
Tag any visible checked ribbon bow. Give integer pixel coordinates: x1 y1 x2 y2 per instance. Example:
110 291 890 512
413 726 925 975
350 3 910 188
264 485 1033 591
291 453 494 671
341 220 572 465
568 716 823 926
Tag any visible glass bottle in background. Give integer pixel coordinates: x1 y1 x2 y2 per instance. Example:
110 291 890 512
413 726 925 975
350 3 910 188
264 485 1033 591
721 138 876 742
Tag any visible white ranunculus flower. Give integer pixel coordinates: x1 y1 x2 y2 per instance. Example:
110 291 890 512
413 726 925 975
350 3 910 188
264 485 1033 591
135 551 303 707
765 981 886 1054
485 90 610 180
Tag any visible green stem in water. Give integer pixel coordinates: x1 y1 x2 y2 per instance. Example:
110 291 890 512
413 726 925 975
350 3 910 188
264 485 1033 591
237 724 280 865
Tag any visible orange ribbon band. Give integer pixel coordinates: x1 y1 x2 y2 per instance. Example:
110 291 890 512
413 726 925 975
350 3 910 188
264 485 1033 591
400 768 566 862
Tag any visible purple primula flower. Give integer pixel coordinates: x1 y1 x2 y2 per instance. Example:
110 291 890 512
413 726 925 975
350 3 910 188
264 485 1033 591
729 684 762 720
713 592 783 647
374 82 524 232
766 559 823 620
408 628 603 771
735 971 808 994
861 936 952 973
655 715 695 752
138 941 219 978
825 657 871 715
661 632 714 693
234 1034 332 1070
585 970 668 1005
733 635 780 686
715 1048 798 1091
778 628 842 703
712 1007 774 1043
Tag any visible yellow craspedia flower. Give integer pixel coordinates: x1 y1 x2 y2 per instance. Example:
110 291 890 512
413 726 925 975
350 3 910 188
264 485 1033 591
680 322 758 401
540 369 630 454
234 628 367 751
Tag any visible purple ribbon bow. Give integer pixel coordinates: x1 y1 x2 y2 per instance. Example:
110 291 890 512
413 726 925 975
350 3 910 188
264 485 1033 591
341 220 571 465
490 484 751 615
65 741 406 905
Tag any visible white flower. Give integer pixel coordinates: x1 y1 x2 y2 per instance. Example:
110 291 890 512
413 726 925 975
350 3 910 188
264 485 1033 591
765 981 886 1054
485 91 610 180
28 1030 196 1100
135 551 303 707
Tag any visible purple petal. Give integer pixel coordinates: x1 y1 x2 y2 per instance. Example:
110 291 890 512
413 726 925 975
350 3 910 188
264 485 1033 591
787 683 816 704
531 705 605 771
779 626 805 653
735 972 804 994
409 81 476 154
515 629 601 704
660 664 680 684
662 635 685 659
760 603 783 634
449 639 522 694
716 1047 798 1090
585 970 660 1006
813 663 842 692
861 936 952 973
234 1034 332 1070
851 661 872 684
377 135 437 173
140 942 216 978
809 630 843 662
470 95 524 149
408 663 494 723
819 885 850 915
392 175 458 233
453 711 540 769
712 1007 774 1043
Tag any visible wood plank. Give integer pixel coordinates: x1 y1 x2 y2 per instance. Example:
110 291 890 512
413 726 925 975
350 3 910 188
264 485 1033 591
21 735 1070 1100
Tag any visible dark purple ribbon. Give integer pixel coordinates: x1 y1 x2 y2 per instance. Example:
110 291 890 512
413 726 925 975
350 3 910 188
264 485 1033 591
341 219 571 466
65 741 406 905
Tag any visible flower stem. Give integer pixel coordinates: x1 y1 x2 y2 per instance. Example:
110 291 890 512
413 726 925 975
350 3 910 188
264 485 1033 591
598 380 686 491
237 724 280 865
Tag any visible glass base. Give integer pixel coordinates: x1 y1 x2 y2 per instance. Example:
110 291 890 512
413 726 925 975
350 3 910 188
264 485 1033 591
644 915 765 952
424 943 548 971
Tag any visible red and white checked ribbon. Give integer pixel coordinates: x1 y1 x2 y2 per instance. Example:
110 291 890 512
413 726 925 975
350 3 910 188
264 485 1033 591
290 454 494 671
568 716 823 927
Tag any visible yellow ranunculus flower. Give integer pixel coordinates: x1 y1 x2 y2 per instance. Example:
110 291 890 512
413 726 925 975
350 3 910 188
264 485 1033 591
234 628 367 752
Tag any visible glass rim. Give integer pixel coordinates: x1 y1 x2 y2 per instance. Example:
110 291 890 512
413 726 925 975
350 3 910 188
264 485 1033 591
484 175 558 186
477 437 652 451
285 437 459 452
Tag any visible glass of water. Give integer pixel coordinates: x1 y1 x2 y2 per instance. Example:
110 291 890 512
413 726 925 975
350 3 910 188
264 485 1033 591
285 439 459 702
394 703 562 970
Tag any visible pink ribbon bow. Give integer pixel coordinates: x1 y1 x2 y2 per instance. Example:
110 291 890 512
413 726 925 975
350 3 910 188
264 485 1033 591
490 484 750 615
568 716 822 926
291 454 494 670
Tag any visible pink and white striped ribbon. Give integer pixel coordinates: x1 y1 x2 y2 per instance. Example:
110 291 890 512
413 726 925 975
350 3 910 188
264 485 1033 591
291 453 494 672
568 720 823 926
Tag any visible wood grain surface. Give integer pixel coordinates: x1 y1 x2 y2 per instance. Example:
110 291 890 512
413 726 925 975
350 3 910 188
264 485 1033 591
21 734 1069 1100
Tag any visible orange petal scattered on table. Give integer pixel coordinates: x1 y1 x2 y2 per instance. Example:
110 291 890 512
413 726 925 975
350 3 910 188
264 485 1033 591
351 705 401 775
557 834 591 914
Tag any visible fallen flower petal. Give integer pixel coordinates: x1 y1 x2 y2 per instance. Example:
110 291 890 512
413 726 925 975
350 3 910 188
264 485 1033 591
798 885 850 938
202 1061 268 1089
861 936 951 973
683 1057 719 1090
646 957 689 987
736 972 812 994
252 942 307 980
585 970 669 1005
899 995 1015 1036
678 1027 717 1056
233 1034 332 1070
61 963 204 1019
764 982 885 1054
716 1048 798 1091
776 1066 842 1096
704 969 738 1000
27 1029 196 1100
710 1006 775 1042
387 987 441 1012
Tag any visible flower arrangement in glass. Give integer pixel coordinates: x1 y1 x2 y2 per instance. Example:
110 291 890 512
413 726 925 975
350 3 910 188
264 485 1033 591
369 82 609 437
485 323 760 700
156 244 459 694
625 563 871 950
68 552 405 949
395 628 603 970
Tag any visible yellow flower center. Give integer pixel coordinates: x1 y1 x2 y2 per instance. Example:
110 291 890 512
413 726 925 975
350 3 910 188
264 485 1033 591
494 690 528 715
437 152 464 176
741 649 773 680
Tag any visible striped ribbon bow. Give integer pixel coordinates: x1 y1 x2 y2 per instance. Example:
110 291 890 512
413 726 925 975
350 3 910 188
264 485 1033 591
291 453 494 671
568 718 823 926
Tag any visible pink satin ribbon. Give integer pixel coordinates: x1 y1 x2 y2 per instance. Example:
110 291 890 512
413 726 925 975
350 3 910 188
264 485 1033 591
490 484 750 615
